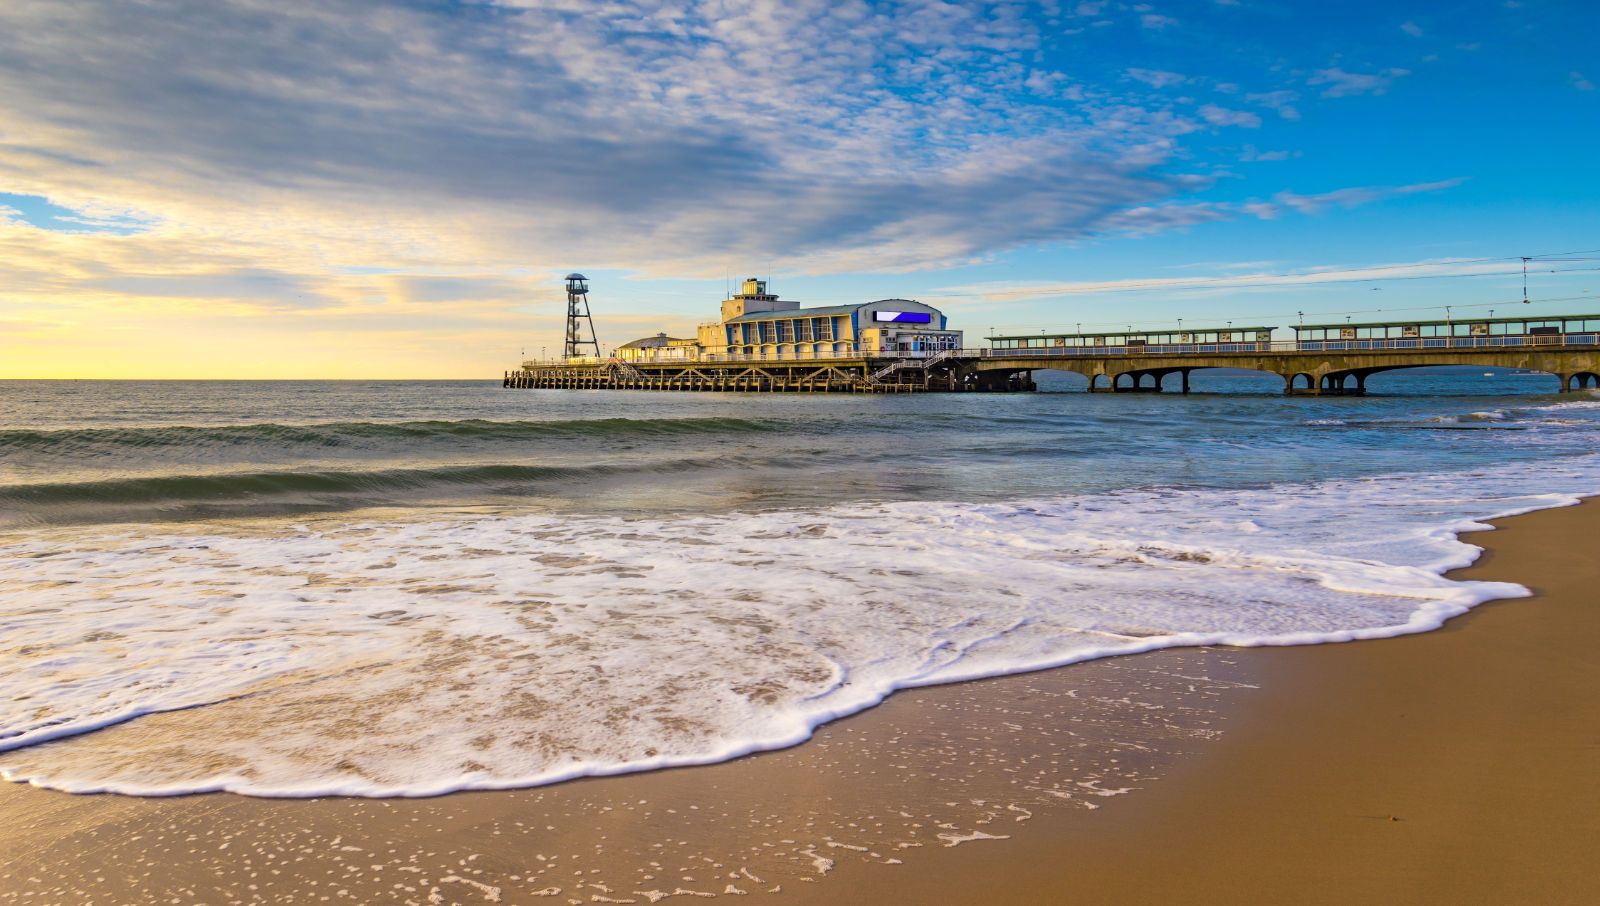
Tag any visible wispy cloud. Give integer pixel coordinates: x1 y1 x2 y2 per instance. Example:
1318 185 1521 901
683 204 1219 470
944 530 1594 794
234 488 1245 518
1273 178 1465 214
1127 68 1187 88
1241 146 1294 162
1572 71 1597 91
1245 89 1301 120
1198 104 1261 128
1309 66 1410 97
930 255 1525 304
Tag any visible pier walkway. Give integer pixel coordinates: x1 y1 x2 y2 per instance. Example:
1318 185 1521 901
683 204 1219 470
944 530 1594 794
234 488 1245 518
505 329 1600 396
975 333 1600 395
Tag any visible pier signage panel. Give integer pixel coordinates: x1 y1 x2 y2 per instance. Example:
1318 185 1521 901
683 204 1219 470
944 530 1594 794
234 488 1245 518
874 311 932 323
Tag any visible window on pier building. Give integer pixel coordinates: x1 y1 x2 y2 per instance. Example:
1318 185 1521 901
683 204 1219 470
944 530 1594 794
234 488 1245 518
779 320 795 342
815 317 833 341
797 320 813 342
760 321 776 344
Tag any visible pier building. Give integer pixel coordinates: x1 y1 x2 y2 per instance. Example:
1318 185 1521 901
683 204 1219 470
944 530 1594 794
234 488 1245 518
616 333 700 363
990 325 1275 351
613 278 961 363
1291 313 1600 345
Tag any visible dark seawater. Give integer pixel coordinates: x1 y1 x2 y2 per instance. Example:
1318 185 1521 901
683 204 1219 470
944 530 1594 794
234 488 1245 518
2 371 1598 796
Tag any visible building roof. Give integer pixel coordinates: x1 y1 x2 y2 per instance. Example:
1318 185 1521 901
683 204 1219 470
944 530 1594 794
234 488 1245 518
618 333 694 349
723 299 937 324
724 303 865 323
1295 312 1600 331
990 326 1275 341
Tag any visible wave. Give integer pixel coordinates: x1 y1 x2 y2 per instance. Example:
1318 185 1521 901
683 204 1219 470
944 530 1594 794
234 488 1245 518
0 416 788 456
0 453 783 528
1 461 717 505
2 457 1596 797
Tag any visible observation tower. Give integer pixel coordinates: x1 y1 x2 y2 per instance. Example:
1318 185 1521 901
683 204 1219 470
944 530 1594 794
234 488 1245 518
563 273 601 360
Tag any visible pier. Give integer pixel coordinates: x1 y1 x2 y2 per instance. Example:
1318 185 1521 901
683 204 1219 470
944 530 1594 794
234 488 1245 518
504 274 1600 395
507 313 1600 395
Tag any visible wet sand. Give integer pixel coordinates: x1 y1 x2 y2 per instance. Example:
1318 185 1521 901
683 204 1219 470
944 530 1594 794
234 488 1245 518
811 500 1600 906
3 501 1597 904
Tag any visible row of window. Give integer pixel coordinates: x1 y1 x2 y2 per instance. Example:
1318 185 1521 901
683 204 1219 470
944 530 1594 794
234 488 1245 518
1296 320 1600 340
992 331 1269 349
992 321 1600 347
734 317 839 346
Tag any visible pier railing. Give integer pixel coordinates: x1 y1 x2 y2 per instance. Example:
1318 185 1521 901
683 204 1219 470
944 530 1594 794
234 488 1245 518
986 332 1600 357
518 332 1600 369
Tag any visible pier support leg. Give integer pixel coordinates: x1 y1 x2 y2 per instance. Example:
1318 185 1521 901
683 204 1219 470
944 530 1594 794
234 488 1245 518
1181 369 1191 395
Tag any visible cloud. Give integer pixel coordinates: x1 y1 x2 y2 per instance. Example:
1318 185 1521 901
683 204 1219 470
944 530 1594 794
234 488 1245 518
0 0 1221 281
932 255 1525 303
1273 178 1465 214
1241 146 1294 162
1140 13 1179 29
913 177 1462 255
1572 71 1597 91
1309 66 1410 97
1245 89 1301 120
1198 104 1262 128
1127 68 1188 88
1400 21 1423 37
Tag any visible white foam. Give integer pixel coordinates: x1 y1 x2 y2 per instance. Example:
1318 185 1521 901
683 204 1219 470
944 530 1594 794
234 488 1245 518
3 456 1598 797
1531 398 1600 412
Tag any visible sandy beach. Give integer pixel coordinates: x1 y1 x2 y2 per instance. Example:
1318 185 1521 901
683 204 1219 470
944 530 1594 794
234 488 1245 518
3 499 1597 905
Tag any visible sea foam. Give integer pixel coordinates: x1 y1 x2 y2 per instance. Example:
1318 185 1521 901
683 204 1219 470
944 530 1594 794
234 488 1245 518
3 452 1596 798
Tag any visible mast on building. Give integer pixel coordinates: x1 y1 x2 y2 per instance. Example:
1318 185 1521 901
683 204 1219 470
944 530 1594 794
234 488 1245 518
563 273 601 360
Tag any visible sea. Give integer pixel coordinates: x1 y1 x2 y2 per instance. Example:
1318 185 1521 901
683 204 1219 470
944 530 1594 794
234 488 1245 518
2 369 1598 797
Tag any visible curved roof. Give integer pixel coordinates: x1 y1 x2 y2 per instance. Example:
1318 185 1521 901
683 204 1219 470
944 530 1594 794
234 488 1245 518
724 299 939 323
618 334 693 349
565 272 587 281
725 303 864 323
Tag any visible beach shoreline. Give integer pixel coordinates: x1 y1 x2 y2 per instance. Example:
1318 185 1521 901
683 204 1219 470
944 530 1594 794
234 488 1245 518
796 499 1600 905
3 500 1597 904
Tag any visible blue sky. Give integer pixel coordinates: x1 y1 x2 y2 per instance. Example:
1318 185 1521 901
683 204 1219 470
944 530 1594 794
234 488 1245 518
0 0 1595 375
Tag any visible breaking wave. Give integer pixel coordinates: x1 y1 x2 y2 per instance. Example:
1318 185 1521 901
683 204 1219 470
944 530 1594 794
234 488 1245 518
2 457 1596 797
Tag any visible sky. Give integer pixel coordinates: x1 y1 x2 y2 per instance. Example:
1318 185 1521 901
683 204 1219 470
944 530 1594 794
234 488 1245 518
0 0 1596 378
